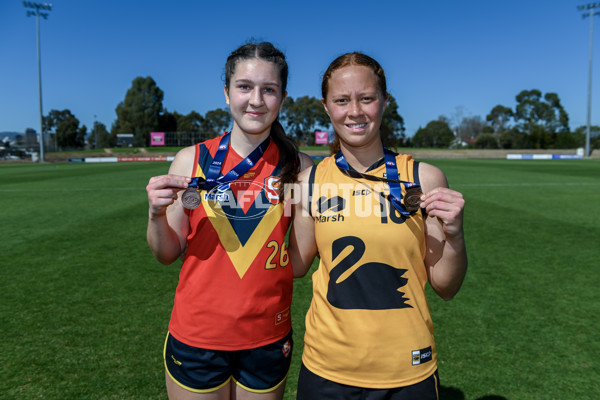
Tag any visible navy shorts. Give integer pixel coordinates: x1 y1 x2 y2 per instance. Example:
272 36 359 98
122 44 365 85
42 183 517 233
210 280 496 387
164 330 293 394
297 363 440 400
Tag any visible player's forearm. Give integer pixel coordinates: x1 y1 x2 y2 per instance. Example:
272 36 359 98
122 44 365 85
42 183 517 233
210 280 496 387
289 227 317 278
288 194 318 277
429 233 468 301
147 214 185 265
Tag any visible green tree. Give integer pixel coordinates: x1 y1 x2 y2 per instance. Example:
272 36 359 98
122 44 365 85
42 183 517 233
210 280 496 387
542 93 569 134
486 105 514 134
204 108 231 135
58 118 86 149
514 89 569 148
474 133 500 149
89 121 112 148
573 125 600 149
514 89 545 129
381 94 406 148
174 111 205 133
113 76 165 147
43 109 86 149
158 109 178 133
165 111 207 146
412 119 454 148
499 128 530 149
43 109 70 133
281 96 329 143
552 131 582 149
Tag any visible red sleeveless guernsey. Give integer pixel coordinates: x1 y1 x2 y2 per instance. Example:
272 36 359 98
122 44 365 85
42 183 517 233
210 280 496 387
168 136 293 350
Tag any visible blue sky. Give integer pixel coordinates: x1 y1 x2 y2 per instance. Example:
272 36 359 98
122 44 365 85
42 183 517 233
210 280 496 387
1 0 599 137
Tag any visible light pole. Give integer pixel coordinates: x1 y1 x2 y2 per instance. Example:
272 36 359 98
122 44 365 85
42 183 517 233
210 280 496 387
23 1 52 163
578 3 600 158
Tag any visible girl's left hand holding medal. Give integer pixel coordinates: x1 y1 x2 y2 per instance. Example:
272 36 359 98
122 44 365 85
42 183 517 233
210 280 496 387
419 187 465 238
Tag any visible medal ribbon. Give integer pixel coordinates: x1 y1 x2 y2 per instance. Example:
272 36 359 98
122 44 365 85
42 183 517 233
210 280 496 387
189 131 270 190
334 148 420 217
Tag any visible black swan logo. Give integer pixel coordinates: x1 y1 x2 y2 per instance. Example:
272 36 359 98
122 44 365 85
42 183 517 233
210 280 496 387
326 236 412 310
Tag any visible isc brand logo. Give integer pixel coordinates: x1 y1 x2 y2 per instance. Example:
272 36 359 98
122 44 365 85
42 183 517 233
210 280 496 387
411 346 433 366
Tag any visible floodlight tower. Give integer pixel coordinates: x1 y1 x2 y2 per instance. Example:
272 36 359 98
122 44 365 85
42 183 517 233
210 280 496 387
578 3 600 158
23 1 52 163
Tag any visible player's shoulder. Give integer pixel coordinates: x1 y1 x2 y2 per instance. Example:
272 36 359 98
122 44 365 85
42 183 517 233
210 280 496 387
298 152 315 173
297 162 313 184
418 162 449 192
168 145 196 176
174 145 196 162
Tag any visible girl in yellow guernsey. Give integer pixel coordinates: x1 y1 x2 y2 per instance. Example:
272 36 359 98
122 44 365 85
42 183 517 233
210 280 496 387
289 53 468 399
146 42 312 400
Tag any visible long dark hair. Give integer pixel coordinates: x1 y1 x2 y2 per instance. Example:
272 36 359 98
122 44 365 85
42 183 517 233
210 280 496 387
321 52 389 154
225 41 299 198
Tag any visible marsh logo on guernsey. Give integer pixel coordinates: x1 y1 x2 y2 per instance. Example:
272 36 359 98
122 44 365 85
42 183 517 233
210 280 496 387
412 346 433 366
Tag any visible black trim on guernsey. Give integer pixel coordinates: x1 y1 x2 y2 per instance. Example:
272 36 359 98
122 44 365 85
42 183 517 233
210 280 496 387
353 157 386 173
413 161 420 186
413 161 427 218
308 165 317 217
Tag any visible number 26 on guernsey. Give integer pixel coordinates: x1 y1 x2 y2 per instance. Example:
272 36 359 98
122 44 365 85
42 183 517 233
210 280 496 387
265 240 290 269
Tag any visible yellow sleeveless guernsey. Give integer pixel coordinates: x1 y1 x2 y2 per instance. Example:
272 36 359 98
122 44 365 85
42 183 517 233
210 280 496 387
302 154 436 388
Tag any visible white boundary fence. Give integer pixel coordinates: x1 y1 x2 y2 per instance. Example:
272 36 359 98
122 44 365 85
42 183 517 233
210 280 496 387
69 156 175 163
506 154 583 160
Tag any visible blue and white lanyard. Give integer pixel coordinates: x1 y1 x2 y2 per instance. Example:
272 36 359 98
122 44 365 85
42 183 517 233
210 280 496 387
189 131 270 191
335 147 420 217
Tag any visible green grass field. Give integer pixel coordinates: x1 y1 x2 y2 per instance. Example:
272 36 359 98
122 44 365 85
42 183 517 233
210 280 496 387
1 159 599 400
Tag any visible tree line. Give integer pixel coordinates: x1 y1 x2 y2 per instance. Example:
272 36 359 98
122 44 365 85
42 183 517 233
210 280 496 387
42 76 598 150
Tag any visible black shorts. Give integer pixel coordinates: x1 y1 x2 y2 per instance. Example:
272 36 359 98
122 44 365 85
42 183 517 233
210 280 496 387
297 363 440 400
164 330 293 394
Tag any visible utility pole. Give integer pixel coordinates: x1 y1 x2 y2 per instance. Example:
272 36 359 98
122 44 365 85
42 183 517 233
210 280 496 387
23 1 52 163
578 3 600 158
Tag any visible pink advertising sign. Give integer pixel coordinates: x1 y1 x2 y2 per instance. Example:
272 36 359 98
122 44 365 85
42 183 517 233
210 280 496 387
315 130 329 145
150 132 165 146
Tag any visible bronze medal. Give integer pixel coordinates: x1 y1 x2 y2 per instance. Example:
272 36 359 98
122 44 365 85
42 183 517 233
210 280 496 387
403 187 423 212
182 188 201 210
